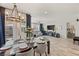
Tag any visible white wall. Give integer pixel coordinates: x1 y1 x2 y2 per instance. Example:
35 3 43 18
31 16 67 38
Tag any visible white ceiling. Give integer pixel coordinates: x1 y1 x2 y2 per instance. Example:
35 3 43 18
0 3 79 20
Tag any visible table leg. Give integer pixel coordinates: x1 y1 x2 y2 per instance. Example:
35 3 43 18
47 41 50 54
73 40 75 44
78 41 79 45
0 51 5 56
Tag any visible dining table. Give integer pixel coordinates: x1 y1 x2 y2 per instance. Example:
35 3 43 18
0 39 37 56
0 36 50 56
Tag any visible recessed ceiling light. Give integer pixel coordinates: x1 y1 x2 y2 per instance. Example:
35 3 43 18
44 11 48 15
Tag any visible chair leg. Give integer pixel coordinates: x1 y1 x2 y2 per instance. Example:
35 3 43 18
78 41 79 45
40 53 41 56
34 50 35 56
73 40 75 44
45 52 47 56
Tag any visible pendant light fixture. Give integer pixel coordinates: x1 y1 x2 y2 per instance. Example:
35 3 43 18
6 3 24 22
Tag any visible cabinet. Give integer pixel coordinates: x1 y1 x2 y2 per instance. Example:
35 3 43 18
67 23 75 38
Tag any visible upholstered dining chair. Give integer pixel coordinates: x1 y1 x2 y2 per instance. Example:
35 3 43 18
16 48 33 56
33 43 47 56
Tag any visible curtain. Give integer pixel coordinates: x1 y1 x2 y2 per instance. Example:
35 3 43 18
0 7 5 48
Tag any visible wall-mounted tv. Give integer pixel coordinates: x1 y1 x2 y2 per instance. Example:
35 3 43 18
47 25 55 30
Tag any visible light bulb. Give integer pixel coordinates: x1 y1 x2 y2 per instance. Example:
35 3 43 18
44 11 48 15
18 13 21 16
5 11 9 16
21 16 24 20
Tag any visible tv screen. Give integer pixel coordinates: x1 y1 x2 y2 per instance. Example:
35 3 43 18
47 25 55 30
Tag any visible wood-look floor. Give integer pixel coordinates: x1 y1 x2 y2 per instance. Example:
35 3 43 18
4 36 79 56
48 36 79 56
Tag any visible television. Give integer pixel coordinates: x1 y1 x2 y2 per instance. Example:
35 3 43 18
47 25 55 30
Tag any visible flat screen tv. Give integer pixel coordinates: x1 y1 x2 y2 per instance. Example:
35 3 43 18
47 25 55 30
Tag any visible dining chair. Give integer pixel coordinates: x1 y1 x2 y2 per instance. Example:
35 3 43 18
16 48 33 56
34 43 47 56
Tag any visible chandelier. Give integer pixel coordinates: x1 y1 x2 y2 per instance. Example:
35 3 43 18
6 4 24 22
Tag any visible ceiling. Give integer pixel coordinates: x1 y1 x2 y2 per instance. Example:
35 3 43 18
0 3 79 20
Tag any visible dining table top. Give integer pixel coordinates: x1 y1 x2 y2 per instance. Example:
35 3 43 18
0 36 49 55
